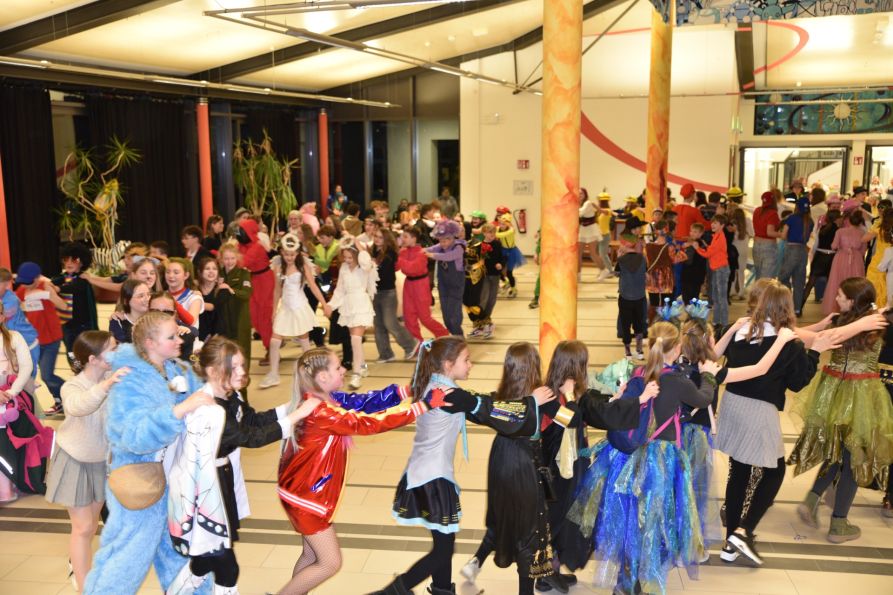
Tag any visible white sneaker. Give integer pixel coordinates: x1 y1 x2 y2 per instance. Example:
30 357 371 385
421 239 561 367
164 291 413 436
258 372 280 389
213 584 239 595
359 364 369 377
634 351 645 361
460 557 481 584
349 373 362 389
719 543 740 563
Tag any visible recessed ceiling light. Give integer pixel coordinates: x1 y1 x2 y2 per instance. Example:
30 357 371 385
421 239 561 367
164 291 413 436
424 40 431 47
796 81 802 87
472 28 488 37
447 35 456 42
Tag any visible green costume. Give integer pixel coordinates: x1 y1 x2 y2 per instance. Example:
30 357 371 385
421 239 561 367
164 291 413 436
220 265 254 367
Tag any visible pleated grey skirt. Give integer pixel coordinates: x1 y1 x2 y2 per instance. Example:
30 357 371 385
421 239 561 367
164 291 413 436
716 390 785 468
45 447 106 508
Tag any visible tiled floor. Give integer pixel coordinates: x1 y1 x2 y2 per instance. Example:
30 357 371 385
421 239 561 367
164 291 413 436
2 266 892 594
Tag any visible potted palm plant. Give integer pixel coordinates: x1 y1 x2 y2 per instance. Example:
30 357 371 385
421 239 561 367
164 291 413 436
57 137 141 300
232 129 298 234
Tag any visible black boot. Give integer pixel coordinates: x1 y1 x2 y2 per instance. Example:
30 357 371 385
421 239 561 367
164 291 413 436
427 583 456 595
367 576 412 595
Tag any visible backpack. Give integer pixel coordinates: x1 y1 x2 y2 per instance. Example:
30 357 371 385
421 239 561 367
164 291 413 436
606 366 681 454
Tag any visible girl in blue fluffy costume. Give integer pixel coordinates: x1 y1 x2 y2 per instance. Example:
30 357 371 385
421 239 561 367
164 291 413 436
83 312 216 595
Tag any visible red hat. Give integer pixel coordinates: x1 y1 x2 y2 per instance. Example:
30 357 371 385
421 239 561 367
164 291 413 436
760 191 775 207
495 205 510 215
680 183 695 199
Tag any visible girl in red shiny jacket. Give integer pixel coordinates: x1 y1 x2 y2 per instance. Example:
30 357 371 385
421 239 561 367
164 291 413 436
276 347 430 595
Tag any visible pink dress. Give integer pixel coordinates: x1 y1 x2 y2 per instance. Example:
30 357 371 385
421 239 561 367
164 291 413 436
822 225 867 314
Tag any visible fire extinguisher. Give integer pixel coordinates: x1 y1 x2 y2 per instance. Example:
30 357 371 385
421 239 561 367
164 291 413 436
513 209 527 234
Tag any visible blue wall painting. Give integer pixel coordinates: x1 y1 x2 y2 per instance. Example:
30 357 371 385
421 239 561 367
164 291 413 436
753 90 893 135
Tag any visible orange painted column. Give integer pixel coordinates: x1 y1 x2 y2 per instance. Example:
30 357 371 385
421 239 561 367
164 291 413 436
539 0 583 370
196 98 214 224
0 152 10 269
318 109 330 219
645 7 673 214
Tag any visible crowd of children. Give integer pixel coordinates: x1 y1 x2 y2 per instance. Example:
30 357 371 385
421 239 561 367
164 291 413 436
2 185 893 595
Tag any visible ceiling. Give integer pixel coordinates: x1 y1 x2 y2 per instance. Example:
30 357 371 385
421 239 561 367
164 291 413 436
0 0 890 99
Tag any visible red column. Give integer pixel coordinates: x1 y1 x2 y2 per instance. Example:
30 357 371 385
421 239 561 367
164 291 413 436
196 98 213 224
318 108 330 219
0 151 10 269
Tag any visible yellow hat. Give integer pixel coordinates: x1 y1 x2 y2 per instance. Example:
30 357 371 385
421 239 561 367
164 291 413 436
597 191 611 200
726 186 745 198
625 196 638 203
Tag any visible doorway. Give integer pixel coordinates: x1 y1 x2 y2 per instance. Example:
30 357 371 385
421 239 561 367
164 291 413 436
435 139 459 205
867 146 893 197
740 146 848 207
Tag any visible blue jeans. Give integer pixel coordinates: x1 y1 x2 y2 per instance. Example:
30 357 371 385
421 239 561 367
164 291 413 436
710 266 730 327
778 243 808 313
38 340 65 403
752 240 778 282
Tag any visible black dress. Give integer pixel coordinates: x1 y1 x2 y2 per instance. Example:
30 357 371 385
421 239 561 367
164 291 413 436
489 392 641 576
538 391 642 571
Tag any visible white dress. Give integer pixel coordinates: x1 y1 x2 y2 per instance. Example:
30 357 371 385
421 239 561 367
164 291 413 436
273 270 318 337
578 200 602 243
328 259 378 328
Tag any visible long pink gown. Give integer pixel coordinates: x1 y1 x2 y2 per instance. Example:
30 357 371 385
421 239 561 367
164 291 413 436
822 225 867 314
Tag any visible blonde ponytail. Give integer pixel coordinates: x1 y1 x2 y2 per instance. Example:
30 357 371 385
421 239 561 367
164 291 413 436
643 322 680 383
285 347 333 450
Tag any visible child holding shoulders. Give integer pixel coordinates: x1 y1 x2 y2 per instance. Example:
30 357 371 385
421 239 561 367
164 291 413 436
473 223 506 339
260 236 330 389
276 347 432 595
372 337 556 595
397 227 449 345
166 337 318 593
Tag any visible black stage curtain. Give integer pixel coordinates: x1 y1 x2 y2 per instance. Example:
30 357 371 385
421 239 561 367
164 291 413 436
86 94 199 251
0 82 60 271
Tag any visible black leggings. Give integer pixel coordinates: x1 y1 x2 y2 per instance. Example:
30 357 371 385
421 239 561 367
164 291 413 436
506 269 516 288
724 457 785 538
810 449 859 518
191 548 239 587
401 530 455 590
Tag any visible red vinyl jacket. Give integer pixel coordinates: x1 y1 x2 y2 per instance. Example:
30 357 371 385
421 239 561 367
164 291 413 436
278 386 424 523
238 219 271 273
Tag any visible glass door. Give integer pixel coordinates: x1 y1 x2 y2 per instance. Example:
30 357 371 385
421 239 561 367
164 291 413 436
740 146 847 209
866 146 893 198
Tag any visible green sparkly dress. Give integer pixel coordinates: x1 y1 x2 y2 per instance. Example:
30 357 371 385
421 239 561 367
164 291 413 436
788 340 893 488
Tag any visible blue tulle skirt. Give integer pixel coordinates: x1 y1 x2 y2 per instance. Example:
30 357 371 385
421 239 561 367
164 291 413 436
681 423 721 547
566 439 703 595
505 246 525 271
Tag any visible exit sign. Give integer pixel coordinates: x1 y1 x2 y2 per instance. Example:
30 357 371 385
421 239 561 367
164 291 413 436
853 155 864 166
517 159 530 170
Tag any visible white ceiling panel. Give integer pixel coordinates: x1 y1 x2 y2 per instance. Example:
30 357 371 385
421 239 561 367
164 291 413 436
236 0 544 90
0 0 95 31
19 0 429 75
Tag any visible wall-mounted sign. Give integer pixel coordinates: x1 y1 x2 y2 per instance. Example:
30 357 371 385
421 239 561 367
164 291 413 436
517 159 530 170
513 180 533 196
854 155 864 166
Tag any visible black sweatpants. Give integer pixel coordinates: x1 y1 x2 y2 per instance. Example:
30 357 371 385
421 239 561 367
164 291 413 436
724 456 786 538
618 297 647 345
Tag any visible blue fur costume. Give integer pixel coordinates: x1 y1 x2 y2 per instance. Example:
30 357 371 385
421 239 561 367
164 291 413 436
83 344 209 595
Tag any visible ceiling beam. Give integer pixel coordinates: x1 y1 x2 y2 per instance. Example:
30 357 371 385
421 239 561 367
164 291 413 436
195 0 523 82
322 0 626 94
0 0 179 55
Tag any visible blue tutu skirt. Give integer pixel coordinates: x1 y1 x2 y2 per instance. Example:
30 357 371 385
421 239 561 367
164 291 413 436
505 246 525 271
566 439 703 595
681 423 721 547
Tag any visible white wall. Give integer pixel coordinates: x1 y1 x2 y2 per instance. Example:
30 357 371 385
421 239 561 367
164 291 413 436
416 119 459 202
460 54 736 254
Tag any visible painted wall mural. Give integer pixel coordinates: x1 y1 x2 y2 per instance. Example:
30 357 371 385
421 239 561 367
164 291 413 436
650 0 893 25
753 90 893 134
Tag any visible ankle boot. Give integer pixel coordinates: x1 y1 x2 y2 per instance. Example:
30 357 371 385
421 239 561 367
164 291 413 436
828 516 861 543
367 576 412 595
797 491 821 528
427 583 456 595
